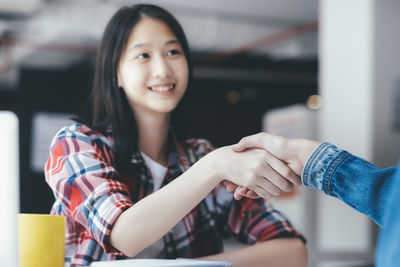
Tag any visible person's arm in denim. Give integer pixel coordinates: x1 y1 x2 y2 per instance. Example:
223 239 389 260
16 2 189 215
230 133 397 226
305 144 400 267
302 142 397 226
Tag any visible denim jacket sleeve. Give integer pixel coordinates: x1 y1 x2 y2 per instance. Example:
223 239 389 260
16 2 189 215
376 163 400 266
302 142 398 226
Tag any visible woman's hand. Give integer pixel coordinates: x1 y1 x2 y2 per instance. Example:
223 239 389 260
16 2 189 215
226 132 321 200
208 145 299 199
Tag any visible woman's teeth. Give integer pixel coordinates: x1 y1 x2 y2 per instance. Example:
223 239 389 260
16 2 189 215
149 84 175 92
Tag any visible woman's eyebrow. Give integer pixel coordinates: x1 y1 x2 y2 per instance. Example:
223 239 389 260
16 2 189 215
129 43 150 50
165 39 179 46
128 39 178 51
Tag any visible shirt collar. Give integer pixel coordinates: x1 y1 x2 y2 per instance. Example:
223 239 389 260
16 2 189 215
130 128 192 170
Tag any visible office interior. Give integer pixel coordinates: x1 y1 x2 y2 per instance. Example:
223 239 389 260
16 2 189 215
0 0 399 266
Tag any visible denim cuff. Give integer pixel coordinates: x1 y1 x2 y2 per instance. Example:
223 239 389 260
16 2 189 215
302 142 347 195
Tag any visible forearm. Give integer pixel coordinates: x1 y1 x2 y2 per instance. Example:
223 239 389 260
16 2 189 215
199 238 307 267
110 152 221 256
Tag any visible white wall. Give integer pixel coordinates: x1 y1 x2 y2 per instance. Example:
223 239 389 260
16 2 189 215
317 0 400 266
318 0 374 257
319 0 374 159
320 0 400 166
372 0 400 167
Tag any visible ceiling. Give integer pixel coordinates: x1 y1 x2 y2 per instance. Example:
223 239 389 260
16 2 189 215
0 0 319 60
157 0 318 23
137 0 320 58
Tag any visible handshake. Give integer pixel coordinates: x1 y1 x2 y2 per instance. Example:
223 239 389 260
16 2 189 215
216 132 320 200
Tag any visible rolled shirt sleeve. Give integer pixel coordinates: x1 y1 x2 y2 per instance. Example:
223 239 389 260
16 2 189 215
45 124 132 253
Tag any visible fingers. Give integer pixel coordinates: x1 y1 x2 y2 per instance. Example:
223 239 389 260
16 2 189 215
234 188 244 200
234 186 270 200
252 176 283 197
245 150 295 195
262 151 302 186
237 186 247 195
237 173 276 199
232 133 301 186
226 143 303 200
227 182 258 199
233 186 261 200
252 184 274 199
288 174 302 185
226 181 236 192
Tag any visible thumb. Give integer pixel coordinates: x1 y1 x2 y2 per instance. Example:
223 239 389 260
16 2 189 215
226 181 237 192
231 142 246 152
232 134 263 152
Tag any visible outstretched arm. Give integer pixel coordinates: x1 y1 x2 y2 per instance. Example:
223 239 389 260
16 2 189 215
46 126 305 261
227 132 398 226
110 145 299 256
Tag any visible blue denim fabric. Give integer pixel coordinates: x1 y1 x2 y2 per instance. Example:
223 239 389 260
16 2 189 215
302 142 397 225
376 166 400 266
302 142 400 266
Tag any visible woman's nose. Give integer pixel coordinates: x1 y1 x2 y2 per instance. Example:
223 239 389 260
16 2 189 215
152 56 172 78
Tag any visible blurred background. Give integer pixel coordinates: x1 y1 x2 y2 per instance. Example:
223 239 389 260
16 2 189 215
0 0 399 266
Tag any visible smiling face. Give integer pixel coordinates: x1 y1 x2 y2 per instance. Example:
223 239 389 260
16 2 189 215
117 16 189 117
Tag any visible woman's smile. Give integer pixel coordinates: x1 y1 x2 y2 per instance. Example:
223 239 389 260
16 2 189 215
148 83 176 96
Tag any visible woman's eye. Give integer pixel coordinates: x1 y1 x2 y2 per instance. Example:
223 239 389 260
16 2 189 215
167 50 181 56
137 53 150 60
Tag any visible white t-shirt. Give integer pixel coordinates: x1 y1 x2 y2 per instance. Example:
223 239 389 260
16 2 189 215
133 152 168 259
141 152 168 191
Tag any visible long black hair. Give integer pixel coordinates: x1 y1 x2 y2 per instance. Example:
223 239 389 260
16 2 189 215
91 4 193 173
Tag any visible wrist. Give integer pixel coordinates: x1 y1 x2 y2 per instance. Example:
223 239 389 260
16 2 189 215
285 139 320 176
298 140 321 169
200 147 226 183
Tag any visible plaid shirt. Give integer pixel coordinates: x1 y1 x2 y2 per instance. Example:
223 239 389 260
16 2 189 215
45 123 305 267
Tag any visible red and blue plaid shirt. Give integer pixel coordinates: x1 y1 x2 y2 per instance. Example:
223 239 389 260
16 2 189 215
45 123 305 267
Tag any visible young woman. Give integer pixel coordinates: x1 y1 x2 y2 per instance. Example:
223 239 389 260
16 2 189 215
45 4 307 267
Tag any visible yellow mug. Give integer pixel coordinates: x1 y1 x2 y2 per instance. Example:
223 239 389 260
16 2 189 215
18 214 66 267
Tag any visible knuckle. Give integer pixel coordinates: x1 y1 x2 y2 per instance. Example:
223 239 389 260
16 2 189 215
251 163 261 173
259 149 268 157
270 188 282 196
262 152 272 163
281 166 292 178
282 182 293 192
258 154 268 165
